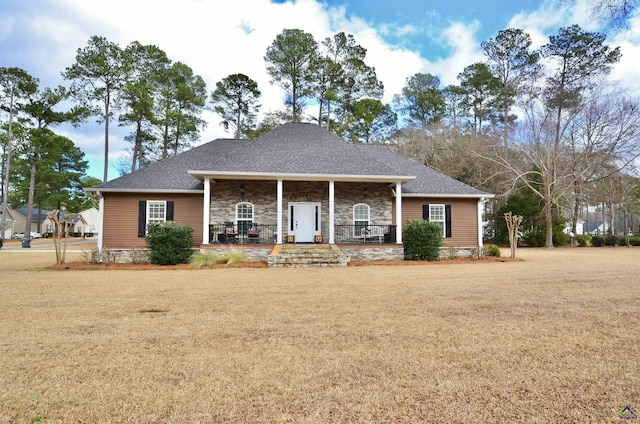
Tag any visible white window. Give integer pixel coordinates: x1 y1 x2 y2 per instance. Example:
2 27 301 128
147 201 167 225
429 204 445 236
236 202 254 234
353 203 370 236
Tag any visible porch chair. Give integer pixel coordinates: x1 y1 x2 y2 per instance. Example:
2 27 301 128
223 221 238 243
248 223 260 243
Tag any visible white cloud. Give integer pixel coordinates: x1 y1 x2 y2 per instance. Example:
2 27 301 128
3 0 640 181
610 14 640 94
426 21 485 86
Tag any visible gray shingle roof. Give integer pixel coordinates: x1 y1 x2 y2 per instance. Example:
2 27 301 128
88 122 490 198
188 122 407 176
89 138 248 191
355 144 490 197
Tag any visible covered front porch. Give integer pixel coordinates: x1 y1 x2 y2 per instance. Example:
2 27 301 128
197 177 409 247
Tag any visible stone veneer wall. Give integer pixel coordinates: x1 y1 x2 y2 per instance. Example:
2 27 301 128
209 180 392 240
98 246 480 264
340 246 404 261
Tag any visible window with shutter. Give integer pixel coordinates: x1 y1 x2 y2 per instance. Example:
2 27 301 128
138 200 174 237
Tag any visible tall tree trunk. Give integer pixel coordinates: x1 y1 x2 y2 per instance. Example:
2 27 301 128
24 158 37 238
103 95 110 183
1 89 15 237
544 189 554 248
571 179 580 247
235 105 241 138
162 124 169 159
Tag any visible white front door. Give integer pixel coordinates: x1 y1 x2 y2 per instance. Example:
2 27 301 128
290 202 319 243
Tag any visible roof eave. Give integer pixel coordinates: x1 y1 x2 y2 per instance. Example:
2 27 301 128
188 170 415 183
84 188 204 194
402 193 495 199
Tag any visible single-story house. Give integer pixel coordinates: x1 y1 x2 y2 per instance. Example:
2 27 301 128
41 212 89 237
0 203 20 239
78 207 100 236
9 207 88 237
563 217 585 235
584 221 609 236
86 122 493 265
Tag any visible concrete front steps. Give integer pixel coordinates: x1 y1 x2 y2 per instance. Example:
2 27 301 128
268 244 348 268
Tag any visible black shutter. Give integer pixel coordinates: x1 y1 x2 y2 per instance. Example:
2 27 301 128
138 201 146 237
445 204 452 238
166 201 174 221
422 204 430 221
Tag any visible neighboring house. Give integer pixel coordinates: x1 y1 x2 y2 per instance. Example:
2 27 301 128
41 213 88 237
12 207 88 237
584 221 609 236
563 217 585 235
0 204 20 239
14 208 48 234
86 122 493 262
78 207 100 236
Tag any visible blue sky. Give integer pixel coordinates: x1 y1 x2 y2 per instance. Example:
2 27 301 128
1 0 639 181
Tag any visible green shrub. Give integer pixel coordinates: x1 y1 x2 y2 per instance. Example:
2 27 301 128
145 221 194 265
629 235 640 246
521 228 545 247
484 244 501 257
605 234 619 246
575 235 587 247
591 235 605 247
404 220 442 261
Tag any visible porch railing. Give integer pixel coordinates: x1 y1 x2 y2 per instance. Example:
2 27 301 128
210 223 277 245
334 225 397 244
209 223 397 244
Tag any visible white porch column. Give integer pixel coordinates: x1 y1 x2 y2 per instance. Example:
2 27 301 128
477 198 484 249
395 182 402 244
277 179 283 244
202 178 211 244
329 180 335 244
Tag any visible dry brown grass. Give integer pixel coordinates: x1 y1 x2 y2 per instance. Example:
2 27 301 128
1 247 639 423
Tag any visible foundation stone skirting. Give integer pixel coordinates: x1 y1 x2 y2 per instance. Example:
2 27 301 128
199 246 272 262
340 246 405 261
438 247 480 259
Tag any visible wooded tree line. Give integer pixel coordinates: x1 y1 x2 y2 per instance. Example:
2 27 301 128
0 68 100 236
2 18 640 245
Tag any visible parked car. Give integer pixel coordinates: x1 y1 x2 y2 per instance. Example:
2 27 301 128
11 232 41 239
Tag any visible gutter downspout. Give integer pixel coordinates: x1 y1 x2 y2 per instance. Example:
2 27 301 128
477 197 484 255
97 191 104 257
